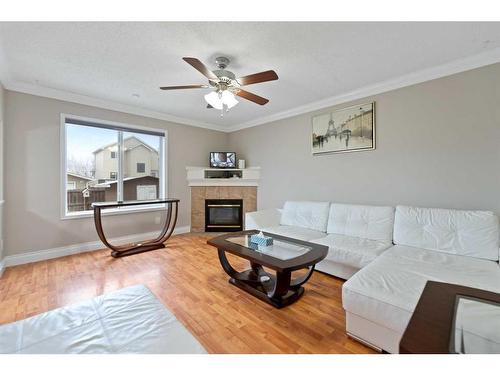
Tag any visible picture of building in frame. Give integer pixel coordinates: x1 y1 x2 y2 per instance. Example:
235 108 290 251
312 102 375 155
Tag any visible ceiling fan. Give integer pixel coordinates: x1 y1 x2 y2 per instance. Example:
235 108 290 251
160 56 278 116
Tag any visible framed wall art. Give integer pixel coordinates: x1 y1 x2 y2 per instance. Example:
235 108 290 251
312 102 375 155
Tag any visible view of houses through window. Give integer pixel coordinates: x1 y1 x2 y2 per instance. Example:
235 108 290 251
65 118 165 214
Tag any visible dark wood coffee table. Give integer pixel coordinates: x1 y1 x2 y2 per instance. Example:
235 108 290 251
207 230 328 308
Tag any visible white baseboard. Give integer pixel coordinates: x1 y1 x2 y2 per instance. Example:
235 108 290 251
0 258 5 278
2 225 190 269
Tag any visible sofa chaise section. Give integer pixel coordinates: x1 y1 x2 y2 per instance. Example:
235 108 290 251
342 205 500 353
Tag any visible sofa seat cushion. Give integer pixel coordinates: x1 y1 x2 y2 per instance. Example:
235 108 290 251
261 225 327 242
312 234 392 270
280 201 330 232
342 245 500 335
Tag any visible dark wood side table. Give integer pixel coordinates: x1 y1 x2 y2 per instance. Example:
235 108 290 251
92 199 179 258
400 281 500 353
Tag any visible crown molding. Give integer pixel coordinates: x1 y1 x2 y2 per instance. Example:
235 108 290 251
2 80 230 133
229 47 500 132
3 47 500 134
0 43 229 132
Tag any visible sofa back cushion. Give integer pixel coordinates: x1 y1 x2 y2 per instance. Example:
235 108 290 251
280 201 330 232
327 203 395 241
394 205 499 261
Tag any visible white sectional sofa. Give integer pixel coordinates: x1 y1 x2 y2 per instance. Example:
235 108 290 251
343 205 500 353
245 201 395 279
246 202 500 353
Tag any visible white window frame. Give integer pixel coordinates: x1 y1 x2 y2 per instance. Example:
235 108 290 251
60 113 168 220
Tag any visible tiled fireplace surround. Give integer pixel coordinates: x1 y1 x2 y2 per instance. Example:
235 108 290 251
190 186 257 232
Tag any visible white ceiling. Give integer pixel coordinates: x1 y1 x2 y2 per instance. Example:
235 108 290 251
1 22 500 131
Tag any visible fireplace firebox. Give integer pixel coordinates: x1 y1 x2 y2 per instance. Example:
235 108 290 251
205 199 243 232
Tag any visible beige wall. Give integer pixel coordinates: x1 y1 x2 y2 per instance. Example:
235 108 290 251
0 84 4 261
0 84 3 199
4 62 500 258
229 63 500 217
4 91 228 256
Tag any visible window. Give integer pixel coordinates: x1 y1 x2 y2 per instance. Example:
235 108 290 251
62 114 166 217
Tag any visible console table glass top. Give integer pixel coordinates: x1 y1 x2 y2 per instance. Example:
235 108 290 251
91 198 180 209
226 234 312 261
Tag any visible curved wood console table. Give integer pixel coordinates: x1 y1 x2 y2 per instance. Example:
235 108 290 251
92 199 179 258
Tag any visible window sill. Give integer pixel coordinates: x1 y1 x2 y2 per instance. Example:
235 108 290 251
61 204 167 220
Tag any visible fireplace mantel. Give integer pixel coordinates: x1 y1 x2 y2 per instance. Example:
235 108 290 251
186 166 260 187
187 167 259 232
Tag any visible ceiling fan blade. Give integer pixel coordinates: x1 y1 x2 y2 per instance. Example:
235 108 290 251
237 70 278 86
235 89 269 105
183 57 218 80
159 85 208 90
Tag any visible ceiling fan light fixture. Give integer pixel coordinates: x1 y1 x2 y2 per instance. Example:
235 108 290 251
204 90 239 111
204 91 223 110
221 90 239 109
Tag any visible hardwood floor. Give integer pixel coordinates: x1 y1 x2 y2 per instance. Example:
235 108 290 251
0 233 375 354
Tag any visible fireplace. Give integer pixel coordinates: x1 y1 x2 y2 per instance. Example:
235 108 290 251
205 199 243 232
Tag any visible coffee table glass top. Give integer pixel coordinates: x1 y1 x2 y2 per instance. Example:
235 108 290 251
226 234 312 261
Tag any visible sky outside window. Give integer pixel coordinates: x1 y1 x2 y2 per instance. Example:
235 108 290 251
66 123 160 163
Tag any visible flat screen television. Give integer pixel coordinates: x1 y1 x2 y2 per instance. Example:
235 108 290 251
210 152 236 168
